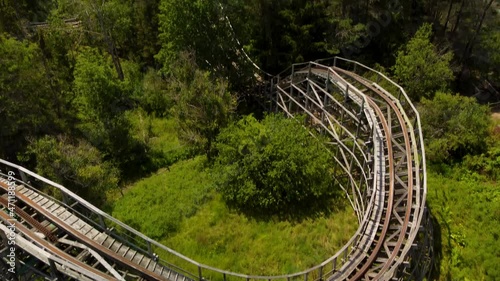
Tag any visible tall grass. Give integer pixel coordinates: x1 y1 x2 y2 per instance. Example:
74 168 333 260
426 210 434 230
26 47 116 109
112 156 358 277
112 156 213 240
427 172 500 280
161 194 357 276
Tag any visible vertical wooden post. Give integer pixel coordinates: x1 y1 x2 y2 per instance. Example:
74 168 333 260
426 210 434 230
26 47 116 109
62 193 69 205
19 170 28 184
147 241 153 257
99 215 106 231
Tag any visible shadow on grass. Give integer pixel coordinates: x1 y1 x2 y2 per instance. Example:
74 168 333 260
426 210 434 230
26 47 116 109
225 192 348 223
427 206 444 281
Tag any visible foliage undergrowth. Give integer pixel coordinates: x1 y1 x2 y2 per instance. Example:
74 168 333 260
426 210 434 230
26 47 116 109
126 110 193 169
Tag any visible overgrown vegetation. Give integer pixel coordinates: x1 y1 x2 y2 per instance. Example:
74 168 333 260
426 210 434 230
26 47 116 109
420 92 491 163
0 0 499 279
168 52 236 160
214 114 337 216
427 173 500 280
112 157 212 240
25 135 120 204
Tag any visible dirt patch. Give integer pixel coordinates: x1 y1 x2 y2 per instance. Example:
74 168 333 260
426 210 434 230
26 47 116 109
493 113 500 121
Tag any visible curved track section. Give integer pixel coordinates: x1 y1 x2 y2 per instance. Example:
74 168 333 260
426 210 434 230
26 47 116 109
0 57 432 281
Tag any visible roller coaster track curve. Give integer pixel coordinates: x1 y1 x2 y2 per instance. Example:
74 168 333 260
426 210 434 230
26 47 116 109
0 57 433 281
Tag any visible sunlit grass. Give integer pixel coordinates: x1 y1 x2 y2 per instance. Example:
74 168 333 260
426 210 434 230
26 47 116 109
113 156 358 276
161 194 356 276
427 172 500 280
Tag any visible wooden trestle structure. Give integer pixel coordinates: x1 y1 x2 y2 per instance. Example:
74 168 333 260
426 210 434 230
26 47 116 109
0 57 432 281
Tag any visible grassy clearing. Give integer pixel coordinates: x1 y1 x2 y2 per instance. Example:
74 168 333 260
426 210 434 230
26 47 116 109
112 155 357 276
161 194 356 276
112 156 213 240
427 172 500 280
127 110 192 167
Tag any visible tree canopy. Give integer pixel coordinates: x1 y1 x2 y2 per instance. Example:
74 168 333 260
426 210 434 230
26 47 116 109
26 135 120 204
420 92 491 163
393 23 454 101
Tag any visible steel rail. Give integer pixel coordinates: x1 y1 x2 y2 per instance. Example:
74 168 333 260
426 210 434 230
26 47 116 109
326 69 416 279
282 63 380 219
0 189 58 242
0 181 170 281
348 96 395 280
329 64 426 277
274 64 391 279
0 206 117 281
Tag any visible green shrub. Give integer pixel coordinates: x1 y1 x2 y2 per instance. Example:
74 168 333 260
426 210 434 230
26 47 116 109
26 136 120 205
393 23 453 100
420 92 491 163
213 114 337 215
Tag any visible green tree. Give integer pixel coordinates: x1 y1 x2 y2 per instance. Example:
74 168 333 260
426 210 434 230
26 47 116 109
420 92 491 163
26 135 120 204
139 69 172 117
0 0 54 36
477 22 500 86
73 47 149 177
168 53 236 160
393 23 454 100
156 0 247 82
214 114 336 215
0 34 70 160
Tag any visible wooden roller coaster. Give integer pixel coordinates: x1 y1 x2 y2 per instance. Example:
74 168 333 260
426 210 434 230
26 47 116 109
0 57 432 281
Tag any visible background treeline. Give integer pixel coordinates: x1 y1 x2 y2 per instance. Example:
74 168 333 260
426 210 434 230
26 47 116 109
0 0 499 280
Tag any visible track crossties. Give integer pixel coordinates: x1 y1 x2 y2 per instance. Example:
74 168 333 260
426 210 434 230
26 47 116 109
0 57 432 281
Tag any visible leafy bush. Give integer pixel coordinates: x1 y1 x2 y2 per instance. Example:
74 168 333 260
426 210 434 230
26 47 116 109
420 92 491 163
461 133 500 180
26 136 120 205
213 114 336 215
139 69 173 117
168 53 236 159
393 23 453 100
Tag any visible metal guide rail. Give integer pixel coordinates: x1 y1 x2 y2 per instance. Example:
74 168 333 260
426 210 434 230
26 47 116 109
0 57 431 281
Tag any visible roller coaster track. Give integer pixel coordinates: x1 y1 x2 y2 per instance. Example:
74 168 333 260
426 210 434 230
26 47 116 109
0 57 432 281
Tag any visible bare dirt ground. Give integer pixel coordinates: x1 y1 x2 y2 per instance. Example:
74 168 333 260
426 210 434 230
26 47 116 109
492 113 500 121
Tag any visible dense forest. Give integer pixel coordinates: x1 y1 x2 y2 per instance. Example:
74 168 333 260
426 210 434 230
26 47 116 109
0 0 499 280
